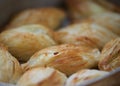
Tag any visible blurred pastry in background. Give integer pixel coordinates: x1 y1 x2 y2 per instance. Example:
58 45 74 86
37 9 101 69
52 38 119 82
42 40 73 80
17 67 67 86
65 69 109 86
66 0 120 21
6 8 66 30
74 12 120 36
99 38 120 71
55 22 118 49
66 0 109 20
0 24 57 62
0 44 23 84
96 0 120 12
22 44 100 76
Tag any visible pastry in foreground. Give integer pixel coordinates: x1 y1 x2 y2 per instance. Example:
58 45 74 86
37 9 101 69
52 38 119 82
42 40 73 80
55 22 118 49
17 67 67 86
23 44 100 76
0 44 22 84
6 8 65 30
0 24 57 62
65 69 109 86
99 38 120 71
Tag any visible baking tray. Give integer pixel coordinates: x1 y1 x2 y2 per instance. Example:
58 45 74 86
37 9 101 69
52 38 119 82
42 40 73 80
0 0 120 86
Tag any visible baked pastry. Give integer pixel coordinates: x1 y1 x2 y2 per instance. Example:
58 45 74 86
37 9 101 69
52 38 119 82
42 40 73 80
99 38 120 71
83 12 120 36
66 0 120 20
17 67 67 86
96 0 120 12
22 44 100 76
65 69 109 86
0 44 22 84
55 22 118 49
6 8 65 30
0 24 57 62
66 0 108 20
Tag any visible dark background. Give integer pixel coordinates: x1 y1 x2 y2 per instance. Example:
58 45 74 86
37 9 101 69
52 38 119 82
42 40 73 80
0 0 119 28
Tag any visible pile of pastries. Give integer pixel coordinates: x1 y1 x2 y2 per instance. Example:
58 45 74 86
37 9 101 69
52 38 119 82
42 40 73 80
0 0 120 86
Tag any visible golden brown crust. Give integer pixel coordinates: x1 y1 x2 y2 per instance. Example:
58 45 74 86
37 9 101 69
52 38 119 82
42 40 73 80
0 24 57 62
22 44 100 76
99 38 120 71
6 8 66 30
0 43 23 84
65 69 109 86
17 67 67 86
55 22 118 49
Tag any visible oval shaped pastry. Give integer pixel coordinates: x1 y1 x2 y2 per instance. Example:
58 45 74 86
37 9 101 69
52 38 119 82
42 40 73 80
6 8 66 30
65 69 109 86
99 38 120 71
85 12 120 36
0 24 57 62
17 67 67 86
23 44 100 76
55 22 118 49
0 44 22 84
